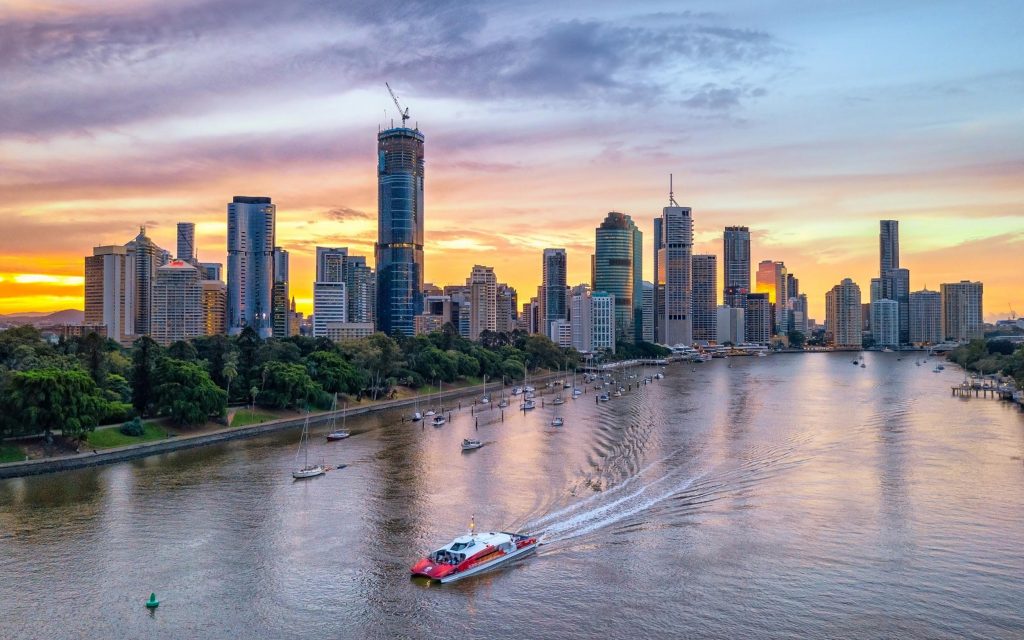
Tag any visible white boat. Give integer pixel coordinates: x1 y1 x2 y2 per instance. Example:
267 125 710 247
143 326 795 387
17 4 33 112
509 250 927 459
410 521 539 584
461 438 483 451
292 414 325 479
552 396 565 406
521 399 536 411
424 409 436 417
598 393 610 402
498 398 509 408
756 351 767 357
326 395 350 441
572 388 582 397
525 385 536 393
480 395 490 404
550 417 564 427
432 414 447 427
412 411 423 422
612 390 622 397
511 387 523 396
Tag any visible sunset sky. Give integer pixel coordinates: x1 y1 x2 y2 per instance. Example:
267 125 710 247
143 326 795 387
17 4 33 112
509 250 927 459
1 0 1021 321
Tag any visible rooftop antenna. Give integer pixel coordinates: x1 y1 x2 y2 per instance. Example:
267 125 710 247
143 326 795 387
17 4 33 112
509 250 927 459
669 174 679 207
386 82 410 127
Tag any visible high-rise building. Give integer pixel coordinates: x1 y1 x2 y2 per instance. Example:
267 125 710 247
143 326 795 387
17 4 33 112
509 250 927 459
84 245 134 344
755 260 788 334
227 196 275 337
909 288 942 345
880 219 899 276
591 291 616 353
891 267 910 344
176 222 196 264
871 299 899 347
716 305 745 345
653 217 664 343
745 293 772 345
376 125 425 336
657 198 692 346
200 262 222 282
790 293 809 335
641 281 655 343
540 249 568 340
316 247 348 282
467 265 497 340
344 256 375 325
313 282 347 338
201 280 227 336
594 212 642 343
496 284 517 333
125 226 164 337
570 284 592 353
691 254 717 342
723 226 751 309
940 280 984 342
825 278 862 348
152 260 203 346
550 319 572 348
271 247 290 338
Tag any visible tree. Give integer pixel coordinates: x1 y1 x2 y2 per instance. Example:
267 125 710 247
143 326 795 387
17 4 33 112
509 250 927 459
306 351 363 395
131 336 161 417
787 331 806 349
339 333 404 399
167 340 199 361
258 361 322 409
79 331 107 384
104 373 132 404
152 358 227 427
222 352 239 402
0 368 118 440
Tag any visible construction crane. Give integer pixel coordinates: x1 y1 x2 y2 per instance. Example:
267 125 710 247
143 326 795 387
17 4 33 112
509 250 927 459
385 82 410 128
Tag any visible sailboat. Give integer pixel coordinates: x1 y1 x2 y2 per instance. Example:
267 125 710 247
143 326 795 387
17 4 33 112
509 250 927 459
326 396 350 441
520 362 535 410
498 377 510 408
424 380 437 417
412 390 423 421
292 413 325 479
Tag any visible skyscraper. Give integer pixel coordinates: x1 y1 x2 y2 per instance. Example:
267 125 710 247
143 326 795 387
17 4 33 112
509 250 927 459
909 288 942 345
313 282 347 338
541 249 568 340
84 245 133 344
271 247 290 338
745 293 772 345
716 305 745 345
871 298 899 347
723 226 751 309
376 125 425 336
691 254 717 342
125 226 163 337
201 280 227 336
653 217 664 343
940 280 984 342
657 198 692 346
468 265 497 340
755 260 788 334
176 222 196 264
496 284 518 333
594 212 642 343
152 260 203 346
641 281 655 343
880 220 899 276
227 196 275 337
826 278 862 348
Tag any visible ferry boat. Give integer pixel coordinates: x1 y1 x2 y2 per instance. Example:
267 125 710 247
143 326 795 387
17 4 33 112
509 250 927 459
410 522 539 584
461 438 483 451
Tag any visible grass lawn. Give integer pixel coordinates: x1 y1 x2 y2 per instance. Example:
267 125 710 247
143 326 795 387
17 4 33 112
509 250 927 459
86 422 169 449
230 409 276 428
0 444 26 463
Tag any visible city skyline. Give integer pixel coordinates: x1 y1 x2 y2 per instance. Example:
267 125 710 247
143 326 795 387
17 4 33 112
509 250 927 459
1 2 1021 322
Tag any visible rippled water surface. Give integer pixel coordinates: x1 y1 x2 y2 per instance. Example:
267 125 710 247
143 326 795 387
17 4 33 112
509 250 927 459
2 353 1023 639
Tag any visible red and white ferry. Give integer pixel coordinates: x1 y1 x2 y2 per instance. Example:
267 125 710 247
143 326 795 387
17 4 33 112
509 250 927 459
410 520 539 584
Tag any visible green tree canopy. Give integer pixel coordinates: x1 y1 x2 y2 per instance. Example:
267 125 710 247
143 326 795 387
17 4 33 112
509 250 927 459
152 357 227 427
0 367 120 439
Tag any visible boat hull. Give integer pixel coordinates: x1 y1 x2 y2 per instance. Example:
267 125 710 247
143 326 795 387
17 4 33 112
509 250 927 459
438 541 539 584
292 466 325 479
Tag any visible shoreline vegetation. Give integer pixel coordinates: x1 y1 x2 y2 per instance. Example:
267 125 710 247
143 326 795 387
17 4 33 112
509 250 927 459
2 323 659 473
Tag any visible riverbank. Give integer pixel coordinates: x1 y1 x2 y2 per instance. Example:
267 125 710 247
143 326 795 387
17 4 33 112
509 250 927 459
0 372 566 480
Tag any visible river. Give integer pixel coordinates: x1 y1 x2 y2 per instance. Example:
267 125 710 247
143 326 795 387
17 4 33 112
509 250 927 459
2 352 1023 639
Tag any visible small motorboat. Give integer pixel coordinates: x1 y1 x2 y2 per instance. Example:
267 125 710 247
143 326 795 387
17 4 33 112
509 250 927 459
479 395 490 404
525 385 536 393
498 398 509 408
511 387 523 396
521 399 536 411
572 388 582 397
410 521 539 584
412 412 423 422
551 396 565 405
461 438 483 451
424 409 436 417
432 415 447 427
598 393 610 402
550 417 564 427
326 429 350 441
612 390 622 397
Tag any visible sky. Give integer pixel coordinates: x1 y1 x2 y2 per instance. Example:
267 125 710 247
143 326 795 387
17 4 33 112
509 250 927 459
0 0 1021 322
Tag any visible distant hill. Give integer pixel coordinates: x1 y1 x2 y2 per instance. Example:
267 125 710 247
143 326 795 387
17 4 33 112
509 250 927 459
0 309 85 326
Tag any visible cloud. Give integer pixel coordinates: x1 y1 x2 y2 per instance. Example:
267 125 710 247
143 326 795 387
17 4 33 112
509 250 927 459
324 207 369 222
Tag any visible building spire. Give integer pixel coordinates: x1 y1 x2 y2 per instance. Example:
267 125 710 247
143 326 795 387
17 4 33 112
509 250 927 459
669 174 678 207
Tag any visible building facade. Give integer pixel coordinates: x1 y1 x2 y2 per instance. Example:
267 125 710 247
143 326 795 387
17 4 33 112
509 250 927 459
84 245 133 344
691 254 717 342
271 247 290 337
745 293 772 345
871 298 899 347
496 284 518 333
723 226 751 310
641 281 655 343
716 305 745 345
909 288 942 345
541 249 567 340
313 281 347 338
825 278 862 348
176 222 197 264
594 212 642 343
940 280 984 342
201 280 227 336
227 196 275 337
151 260 203 346
467 265 497 340
658 205 692 346
376 126 425 336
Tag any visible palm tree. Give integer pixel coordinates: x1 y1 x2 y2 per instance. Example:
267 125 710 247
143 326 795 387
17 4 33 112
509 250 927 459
222 352 238 402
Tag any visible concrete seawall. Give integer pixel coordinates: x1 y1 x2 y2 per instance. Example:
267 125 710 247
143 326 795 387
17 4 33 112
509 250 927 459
0 374 564 480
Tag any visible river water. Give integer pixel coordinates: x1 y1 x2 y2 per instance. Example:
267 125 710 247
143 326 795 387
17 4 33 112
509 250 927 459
1 352 1023 639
